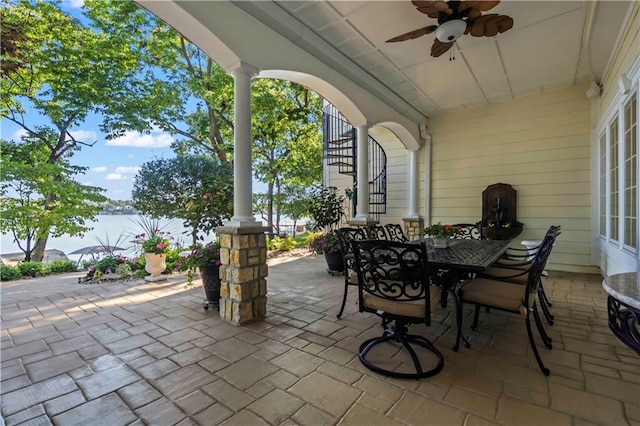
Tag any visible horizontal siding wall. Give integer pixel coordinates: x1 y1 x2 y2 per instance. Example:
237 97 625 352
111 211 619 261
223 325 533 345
425 84 595 272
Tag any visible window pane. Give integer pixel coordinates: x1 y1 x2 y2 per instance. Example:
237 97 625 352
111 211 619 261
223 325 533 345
624 93 637 249
610 117 619 242
600 133 607 236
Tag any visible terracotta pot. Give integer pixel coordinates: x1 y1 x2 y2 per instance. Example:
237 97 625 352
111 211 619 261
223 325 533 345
144 253 166 279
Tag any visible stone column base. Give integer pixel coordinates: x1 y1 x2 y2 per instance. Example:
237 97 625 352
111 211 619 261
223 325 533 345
217 225 270 325
402 217 424 241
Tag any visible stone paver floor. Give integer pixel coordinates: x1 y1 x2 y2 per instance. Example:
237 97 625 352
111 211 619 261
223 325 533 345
1 254 639 425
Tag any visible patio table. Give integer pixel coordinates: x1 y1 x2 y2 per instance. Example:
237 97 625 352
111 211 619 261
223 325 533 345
412 238 511 350
602 272 640 355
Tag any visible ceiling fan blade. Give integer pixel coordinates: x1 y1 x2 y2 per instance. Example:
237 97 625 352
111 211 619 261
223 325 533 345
431 39 453 57
413 0 453 16
386 25 438 43
469 14 513 37
466 1 500 11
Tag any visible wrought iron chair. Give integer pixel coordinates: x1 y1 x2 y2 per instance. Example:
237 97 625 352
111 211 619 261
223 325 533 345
335 227 367 319
385 223 408 242
352 239 444 379
480 225 561 324
456 233 556 376
365 225 388 240
451 223 483 240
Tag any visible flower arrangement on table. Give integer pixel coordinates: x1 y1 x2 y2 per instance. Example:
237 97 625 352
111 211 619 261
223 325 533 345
309 230 340 254
180 241 221 285
423 222 460 239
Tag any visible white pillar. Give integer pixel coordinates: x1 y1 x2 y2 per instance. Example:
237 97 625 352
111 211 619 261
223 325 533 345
228 62 259 227
355 124 370 222
423 134 432 226
407 149 420 218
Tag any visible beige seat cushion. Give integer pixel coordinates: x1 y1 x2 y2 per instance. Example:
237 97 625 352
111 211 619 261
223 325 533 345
461 278 526 313
363 286 441 318
481 266 528 284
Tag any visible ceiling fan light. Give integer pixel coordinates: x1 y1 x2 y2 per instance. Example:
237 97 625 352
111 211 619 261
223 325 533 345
435 19 466 43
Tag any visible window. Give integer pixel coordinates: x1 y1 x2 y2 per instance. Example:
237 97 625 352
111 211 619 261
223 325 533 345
600 133 607 237
610 117 619 242
624 93 637 249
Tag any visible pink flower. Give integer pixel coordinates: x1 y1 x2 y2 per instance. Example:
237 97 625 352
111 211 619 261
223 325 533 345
156 243 165 249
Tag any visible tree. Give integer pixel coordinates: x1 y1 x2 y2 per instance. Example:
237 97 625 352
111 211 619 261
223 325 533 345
0 138 106 261
280 186 313 236
252 80 324 231
0 0 178 260
131 155 234 245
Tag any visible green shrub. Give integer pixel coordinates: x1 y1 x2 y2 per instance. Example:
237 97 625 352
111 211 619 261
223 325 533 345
275 236 297 251
0 264 22 281
95 255 119 274
44 259 77 274
267 236 279 250
17 261 43 277
114 263 133 277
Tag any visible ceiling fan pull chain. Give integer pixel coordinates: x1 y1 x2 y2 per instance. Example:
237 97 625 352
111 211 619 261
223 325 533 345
450 44 456 61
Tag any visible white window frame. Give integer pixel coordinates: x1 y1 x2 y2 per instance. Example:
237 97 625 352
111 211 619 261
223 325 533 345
596 59 640 273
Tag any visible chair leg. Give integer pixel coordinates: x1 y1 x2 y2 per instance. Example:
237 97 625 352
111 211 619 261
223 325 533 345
539 288 555 325
471 305 481 330
539 281 553 307
526 313 550 376
336 280 350 319
452 288 470 352
532 303 553 349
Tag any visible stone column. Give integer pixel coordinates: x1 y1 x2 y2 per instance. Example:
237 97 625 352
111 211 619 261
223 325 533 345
217 61 269 325
403 217 424 241
217 226 268 325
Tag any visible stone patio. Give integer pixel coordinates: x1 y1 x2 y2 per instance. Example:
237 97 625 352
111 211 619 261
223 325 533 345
1 253 638 425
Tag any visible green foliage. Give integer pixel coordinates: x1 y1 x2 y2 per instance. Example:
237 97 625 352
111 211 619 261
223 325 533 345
423 223 461 239
94 255 120 274
275 236 297 251
43 260 77 274
131 156 233 244
309 186 345 231
0 265 23 281
17 262 43 277
309 231 340 254
114 263 133 278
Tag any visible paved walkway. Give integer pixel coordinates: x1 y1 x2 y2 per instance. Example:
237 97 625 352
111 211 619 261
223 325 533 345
1 254 638 425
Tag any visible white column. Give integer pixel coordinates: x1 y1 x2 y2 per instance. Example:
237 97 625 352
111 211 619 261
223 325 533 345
228 62 259 226
407 149 419 218
423 134 432 226
355 124 370 222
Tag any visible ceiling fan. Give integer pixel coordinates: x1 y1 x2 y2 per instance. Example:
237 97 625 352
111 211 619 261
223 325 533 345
386 1 513 58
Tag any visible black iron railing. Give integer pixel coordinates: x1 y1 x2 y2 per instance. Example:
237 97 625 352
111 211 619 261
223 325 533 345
323 103 387 220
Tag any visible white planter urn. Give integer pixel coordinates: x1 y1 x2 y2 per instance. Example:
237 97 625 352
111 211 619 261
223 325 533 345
144 253 167 281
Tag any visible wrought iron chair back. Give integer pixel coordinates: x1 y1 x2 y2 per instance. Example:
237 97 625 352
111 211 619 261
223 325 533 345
452 223 483 240
365 225 388 240
385 223 408 242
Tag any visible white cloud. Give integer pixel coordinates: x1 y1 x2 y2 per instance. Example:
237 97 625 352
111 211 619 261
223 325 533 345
106 130 173 148
10 129 27 141
106 173 125 181
92 166 108 173
63 0 84 8
69 130 97 142
114 166 141 174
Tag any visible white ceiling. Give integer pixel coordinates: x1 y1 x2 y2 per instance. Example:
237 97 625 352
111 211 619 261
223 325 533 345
237 0 631 118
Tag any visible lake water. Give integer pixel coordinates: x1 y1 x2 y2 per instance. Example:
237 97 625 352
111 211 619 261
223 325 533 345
0 215 205 262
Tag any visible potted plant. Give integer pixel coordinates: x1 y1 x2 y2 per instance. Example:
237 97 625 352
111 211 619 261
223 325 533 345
133 217 172 281
183 241 222 310
308 186 346 272
423 222 460 248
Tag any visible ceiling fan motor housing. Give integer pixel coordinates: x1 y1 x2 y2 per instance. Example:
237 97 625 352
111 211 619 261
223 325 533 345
435 19 467 42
